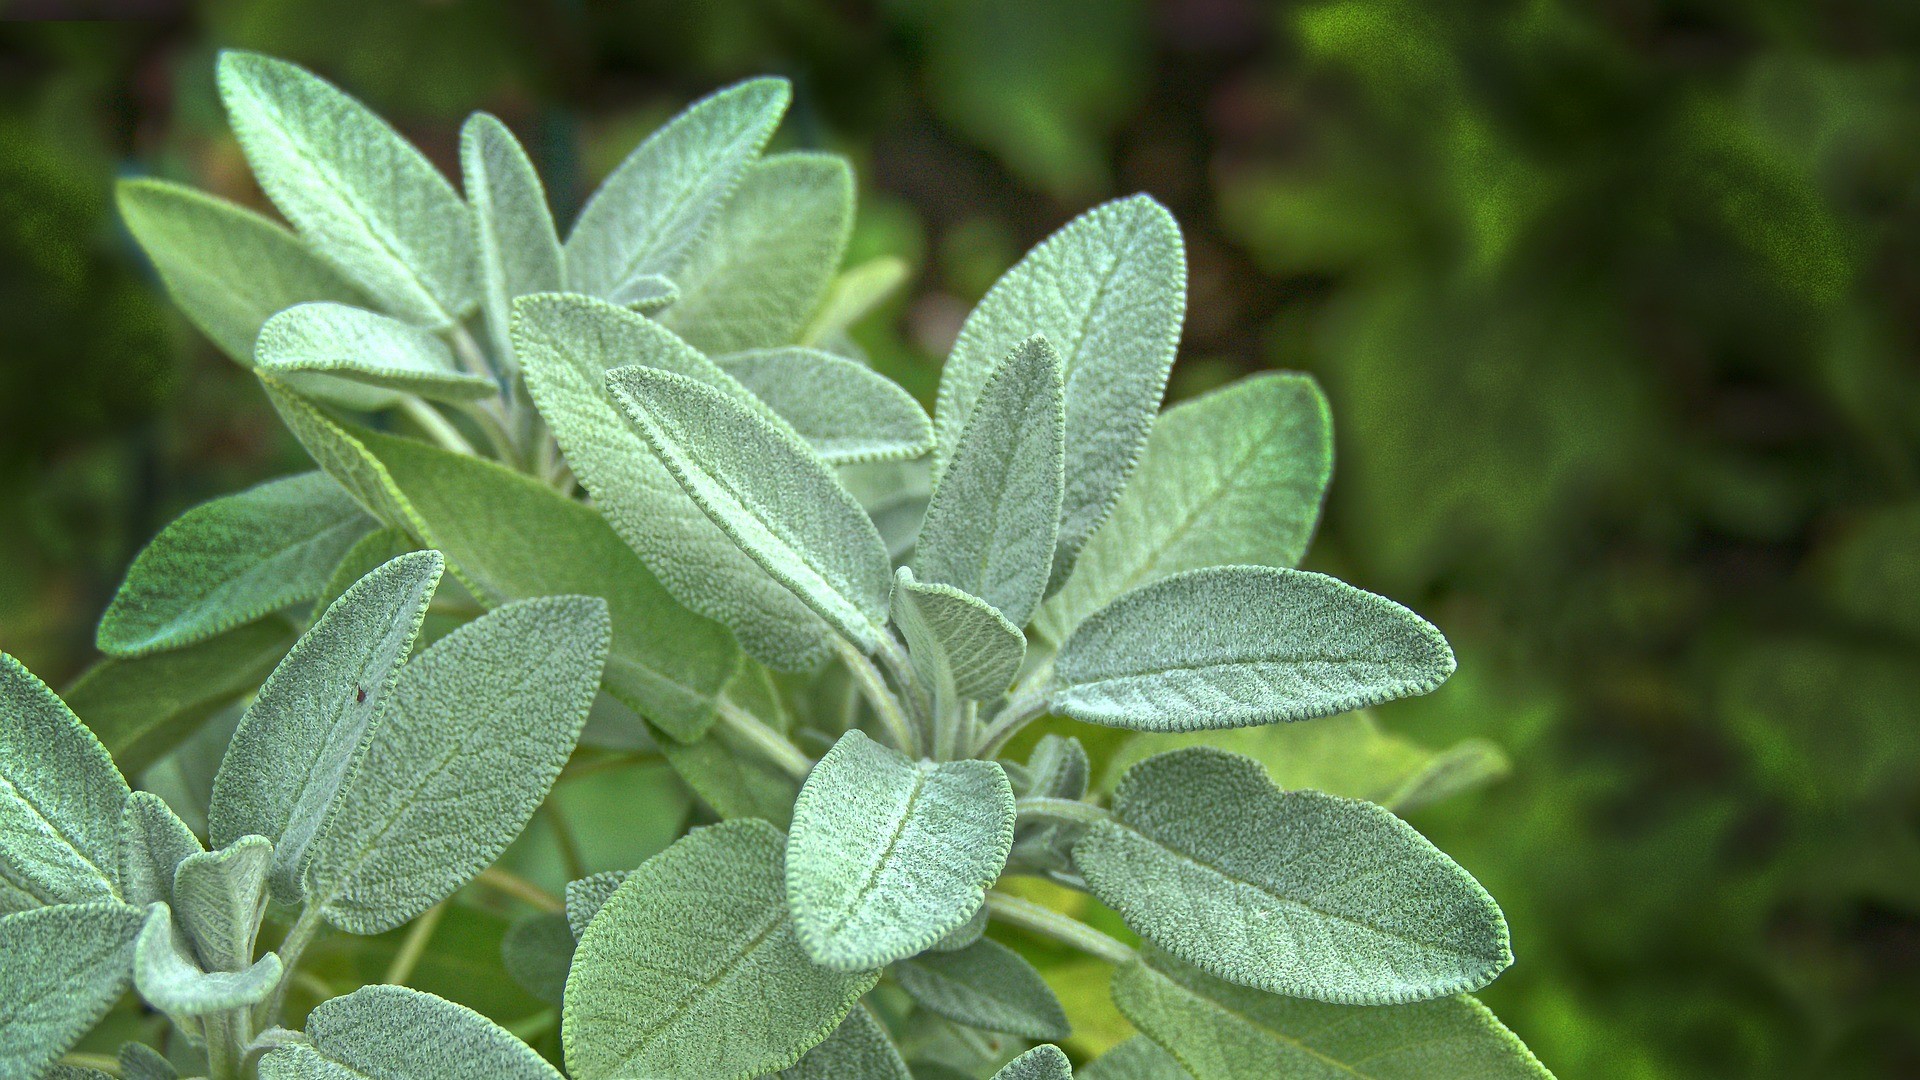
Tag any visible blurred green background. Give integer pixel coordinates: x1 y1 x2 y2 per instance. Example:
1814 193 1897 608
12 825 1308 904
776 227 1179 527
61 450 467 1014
3 2 1919 1076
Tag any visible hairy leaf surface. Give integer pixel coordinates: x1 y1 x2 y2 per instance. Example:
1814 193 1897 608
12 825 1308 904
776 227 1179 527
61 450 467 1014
502 911 575 1005
462 112 563 372
132 902 282 1015
116 792 202 909
254 303 494 408
893 937 1071 1041
890 568 1025 704
0 654 128 908
993 1045 1074 1080
262 984 561 1079
564 870 627 941
172 836 272 971
1080 1037 1191 1080
767 1003 911 1080
0 902 145 1080
719 347 932 465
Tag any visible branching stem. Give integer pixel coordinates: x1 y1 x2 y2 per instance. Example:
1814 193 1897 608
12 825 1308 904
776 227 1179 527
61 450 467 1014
1015 796 1109 829
984 891 1135 967
834 637 920 756
715 697 815 781
399 397 477 456
473 866 565 913
382 901 447 986
975 688 1051 760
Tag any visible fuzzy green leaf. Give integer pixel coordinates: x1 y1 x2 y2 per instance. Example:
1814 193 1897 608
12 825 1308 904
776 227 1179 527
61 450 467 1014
172 837 272 972
934 195 1186 595
917 335 1064 627
993 1045 1074 1080
116 792 202 909
218 51 475 326
929 901 989 953
1010 735 1091 871
890 568 1025 705
565 820 878 1080
0 902 145 1080
254 303 495 408
719 347 933 465
787 730 1014 970
115 178 368 364
843 460 932 563
1040 372 1332 643
1076 748 1510 1004
0 653 129 908
262 378 425 532
208 550 442 904
118 1043 179 1080
502 912 575 1005
894 937 1071 1041
607 364 893 652
611 273 680 312
1080 1037 1191 1080
659 152 853 353
305 596 609 933
802 256 910 346
514 292 835 668
131 902 282 1016
564 870 626 941
662 724 803 828
462 112 563 372
262 984 561 1079
565 78 790 300
97 472 374 657
765 1003 910 1080
1052 567 1455 732
1112 952 1552 1080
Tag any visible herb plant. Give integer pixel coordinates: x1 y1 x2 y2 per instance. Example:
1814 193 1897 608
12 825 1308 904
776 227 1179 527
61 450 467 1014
0 52 1553 1079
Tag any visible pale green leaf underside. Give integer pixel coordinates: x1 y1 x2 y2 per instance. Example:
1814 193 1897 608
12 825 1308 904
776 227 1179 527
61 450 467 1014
0 902 145 1080
765 1003 910 1080
115 178 368 364
0 653 129 908
307 596 609 934
661 152 853 354
1080 1037 1191 1080
462 111 563 372
916 334 1065 628
132 902 282 1016
607 364 892 653
565 820 878 1080
218 51 475 326
1113 951 1553 1080
1040 371 1332 643
719 347 933 465
1075 748 1511 1005
890 568 1025 704
98 471 374 658
254 302 495 409
934 194 1186 595
992 1045 1074 1080
1052 566 1456 731
893 936 1070 1041
262 984 561 1079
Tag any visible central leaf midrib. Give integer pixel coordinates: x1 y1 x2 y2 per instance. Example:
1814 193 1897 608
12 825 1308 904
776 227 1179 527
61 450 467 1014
818 764 930 943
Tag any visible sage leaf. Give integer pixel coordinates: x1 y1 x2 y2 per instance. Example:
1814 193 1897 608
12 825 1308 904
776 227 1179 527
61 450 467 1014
787 730 1015 970
218 51 476 326
719 347 933 465
1080 1037 1191 1080
118 1043 180 1080
660 152 853 354
843 459 932 563
934 195 1186 594
172 837 273 972
767 1003 910 1080
117 792 202 909
1040 372 1332 643
916 334 1065 628
1 653 129 908
564 870 627 940
254 303 495 408
132 902 282 1016
1075 748 1511 1004
97 471 374 657
316 528 419 614
610 273 680 313
564 820 879 1080
661 722 803 828
1051 567 1456 732
890 568 1026 705
262 378 425 532
515 292 836 668
607 364 893 652
208 550 443 904
502 911 575 1005
305 596 610 933
893 937 1071 1041
1112 951 1552 1080
262 984 562 1080
993 1045 1074 1080
802 256 910 346
929 901 989 953
115 179 368 364
0 902 145 1080
461 112 563 372
565 77 790 300
1010 735 1091 871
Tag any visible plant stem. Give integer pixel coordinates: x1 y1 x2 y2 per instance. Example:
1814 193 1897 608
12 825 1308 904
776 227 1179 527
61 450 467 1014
256 904 326 1029
873 631 932 744
449 323 496 381
984 891 1135 967
1015 796 1110 829
382 901 447 986
975 688 1051 759
543 801 588 882
399 397 478 456
834 637 920 757
473 866 565 913
715 698 815 780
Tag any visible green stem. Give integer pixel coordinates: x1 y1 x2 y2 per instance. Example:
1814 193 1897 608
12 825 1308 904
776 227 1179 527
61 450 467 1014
716 698 815 781
543 801 587 882
256 904 326 1030
834 637 920 757
975 689 1051 760
1015 796 1109 829
399 397 478 456
382 901 447 986
473 866 565 913
449 323 496 381
985 891 1135 967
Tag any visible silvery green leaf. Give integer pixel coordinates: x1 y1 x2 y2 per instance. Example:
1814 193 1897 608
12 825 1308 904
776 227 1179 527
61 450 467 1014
1080 1037 1191 1080
565 77 790 300
0 653 128 908
992 1045 1074 1080
787 730 1014 971
1113 951 1553 1080
43 1067 112 1079
890 568 1025 705
661 722 803 829
502 911 574 1005
515 292 835 669
217 51 476 326
564 870 627 940
1039 372 1332 643
172 837 272 972
564 820 879 1080
305 596 609 933
765 1003 910 1080
842 459 931 563
316 528 419 614
659 152 853 354
719 348 933 465
115 179 368 364
261 984 561 1079
132 902 282 1016
934 195 1186 595
0 902 145 1080
254 303 495 408
118 1042 180 1080
802 256 910 347
208 550 443 904
893 937 1070 1041
916 335 1065 627
611 273 680 313
461 112 563 373
353 422 737 740
1075 748 1510 1004
261 378 424 532
1051 567 1455 732
1010 735 1091 871
97 472 374 658
928 901 988 953
116 792 202 909
607 364 893 652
